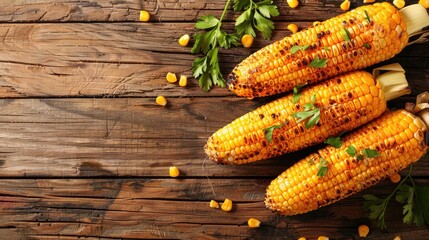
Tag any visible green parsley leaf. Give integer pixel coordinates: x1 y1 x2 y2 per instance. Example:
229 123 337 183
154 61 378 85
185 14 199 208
292 94 320 128
195 15 220 30
309 56 327 68
395 184 415 224
363 43 371 49
357 154 364 161
324 136 342 148
192 48 226 91
233 0 251 11
363 193 389 229
264 124 284 143
345 145 357 157
290 45 309 54
362 148 380 158
364 10 371 23
317 157 329 177
341 27 351 42
291 83 306 103
415 186 429 226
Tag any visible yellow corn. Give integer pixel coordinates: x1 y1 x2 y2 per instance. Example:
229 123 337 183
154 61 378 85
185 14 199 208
265 109 428 216
340 0 351 11
313 21 321 26
318 237 329 240
297 238 307 240
209 200 220 209
178 34 190 47
247 218 261 228
206 70 390 164
156 96 167 106
287 23 299 34
393 236 401 240
420 0 429 8
358 224 370 237
139 10 150 22
389 172 401 183
287 0 299 8
179 75 188 87
241 34 254 48
166 72 177 83
169 166 180 177
363 0 376 3
393 0 406 9
227 3 408 98
221 198 233 212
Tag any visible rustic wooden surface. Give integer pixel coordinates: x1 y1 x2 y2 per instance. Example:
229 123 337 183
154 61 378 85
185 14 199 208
0 0 427 239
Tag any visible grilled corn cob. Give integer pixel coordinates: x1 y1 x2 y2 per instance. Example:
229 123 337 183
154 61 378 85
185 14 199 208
265 104 429 216
205 66 410 164
227 3 429 98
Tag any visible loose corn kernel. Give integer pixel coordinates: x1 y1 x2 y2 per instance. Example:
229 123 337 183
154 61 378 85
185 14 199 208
247 218 261 228
393 236 401 240
297 238 307 240
318 237 329 240
340 0 351 10
419 0 429 8
358 224 370 237
393 0 405 9
169 166 179 177
178 34 190 47
363 0 375 3
241 34 254 48
287 0 299 8
156 96 167 106
179 75 188 87
221 198 233 212
287 23 299 34
139 10 150 22
390 173 401 183
210 200 220 209
313 21 321 26
166 72 177 83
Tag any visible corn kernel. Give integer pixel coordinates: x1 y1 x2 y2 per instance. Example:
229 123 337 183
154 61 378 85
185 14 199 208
179 75 187 87
363 0 375 3
241 34 254 48
340 0 351 10
166 72 177 83
318 237 329 240
221 198 233 212
393 236 401 240
178 34 190 47
419 0 429 8
313 21 321 27
247 218 261 228
210 200 220 209
358 224 370 237
287 0 299 8
156 96 167 106
169 166 179 177
287 23 299 34
139 10 150 22
390 173 401 183
297 237 307 240
393 0 405 9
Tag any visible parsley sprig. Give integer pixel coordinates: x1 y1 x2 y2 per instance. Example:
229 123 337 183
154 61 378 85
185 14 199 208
264 123 285 143
317 157 329 177
363 165 429 229
346 145 380 160
324 136 342 148
292 94 321 128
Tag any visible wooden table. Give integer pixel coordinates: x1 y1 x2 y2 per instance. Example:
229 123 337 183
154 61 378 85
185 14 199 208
0 0 428 239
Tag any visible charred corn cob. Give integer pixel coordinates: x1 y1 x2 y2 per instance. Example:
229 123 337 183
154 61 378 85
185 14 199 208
205 66 410 164
265 105 429 216
227 3 429 98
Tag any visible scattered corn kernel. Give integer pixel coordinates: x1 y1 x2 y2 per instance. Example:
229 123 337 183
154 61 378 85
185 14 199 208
390 173 401 183
340 0 351 10
313 21 321 26
287 0 299 8
287 23 299 34
221 198 233 212
166 72 177 83
419 0 429 8
241 34 254 48
363 0 375 3
139 10 150 22
393 0 405 9
297 238 307 240
179 75 187 87
247 218 261 228
210 200 220 209
358 224 370 237
169 166 179 177
318 237 329 240
156 96 167 106
178 34 190 47
393 236 401 240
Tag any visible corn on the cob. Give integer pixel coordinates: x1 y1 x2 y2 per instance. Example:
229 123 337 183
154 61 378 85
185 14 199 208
227 3 429 98
265 108 428 216
205 66 410 164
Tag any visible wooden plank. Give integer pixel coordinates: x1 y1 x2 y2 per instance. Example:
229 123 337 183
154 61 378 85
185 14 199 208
0 97 427 178
0 22 427 97
0 0 423 23
0 178 427 239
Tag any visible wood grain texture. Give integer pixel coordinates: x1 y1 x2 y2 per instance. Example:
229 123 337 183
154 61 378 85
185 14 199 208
0 178 428 239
